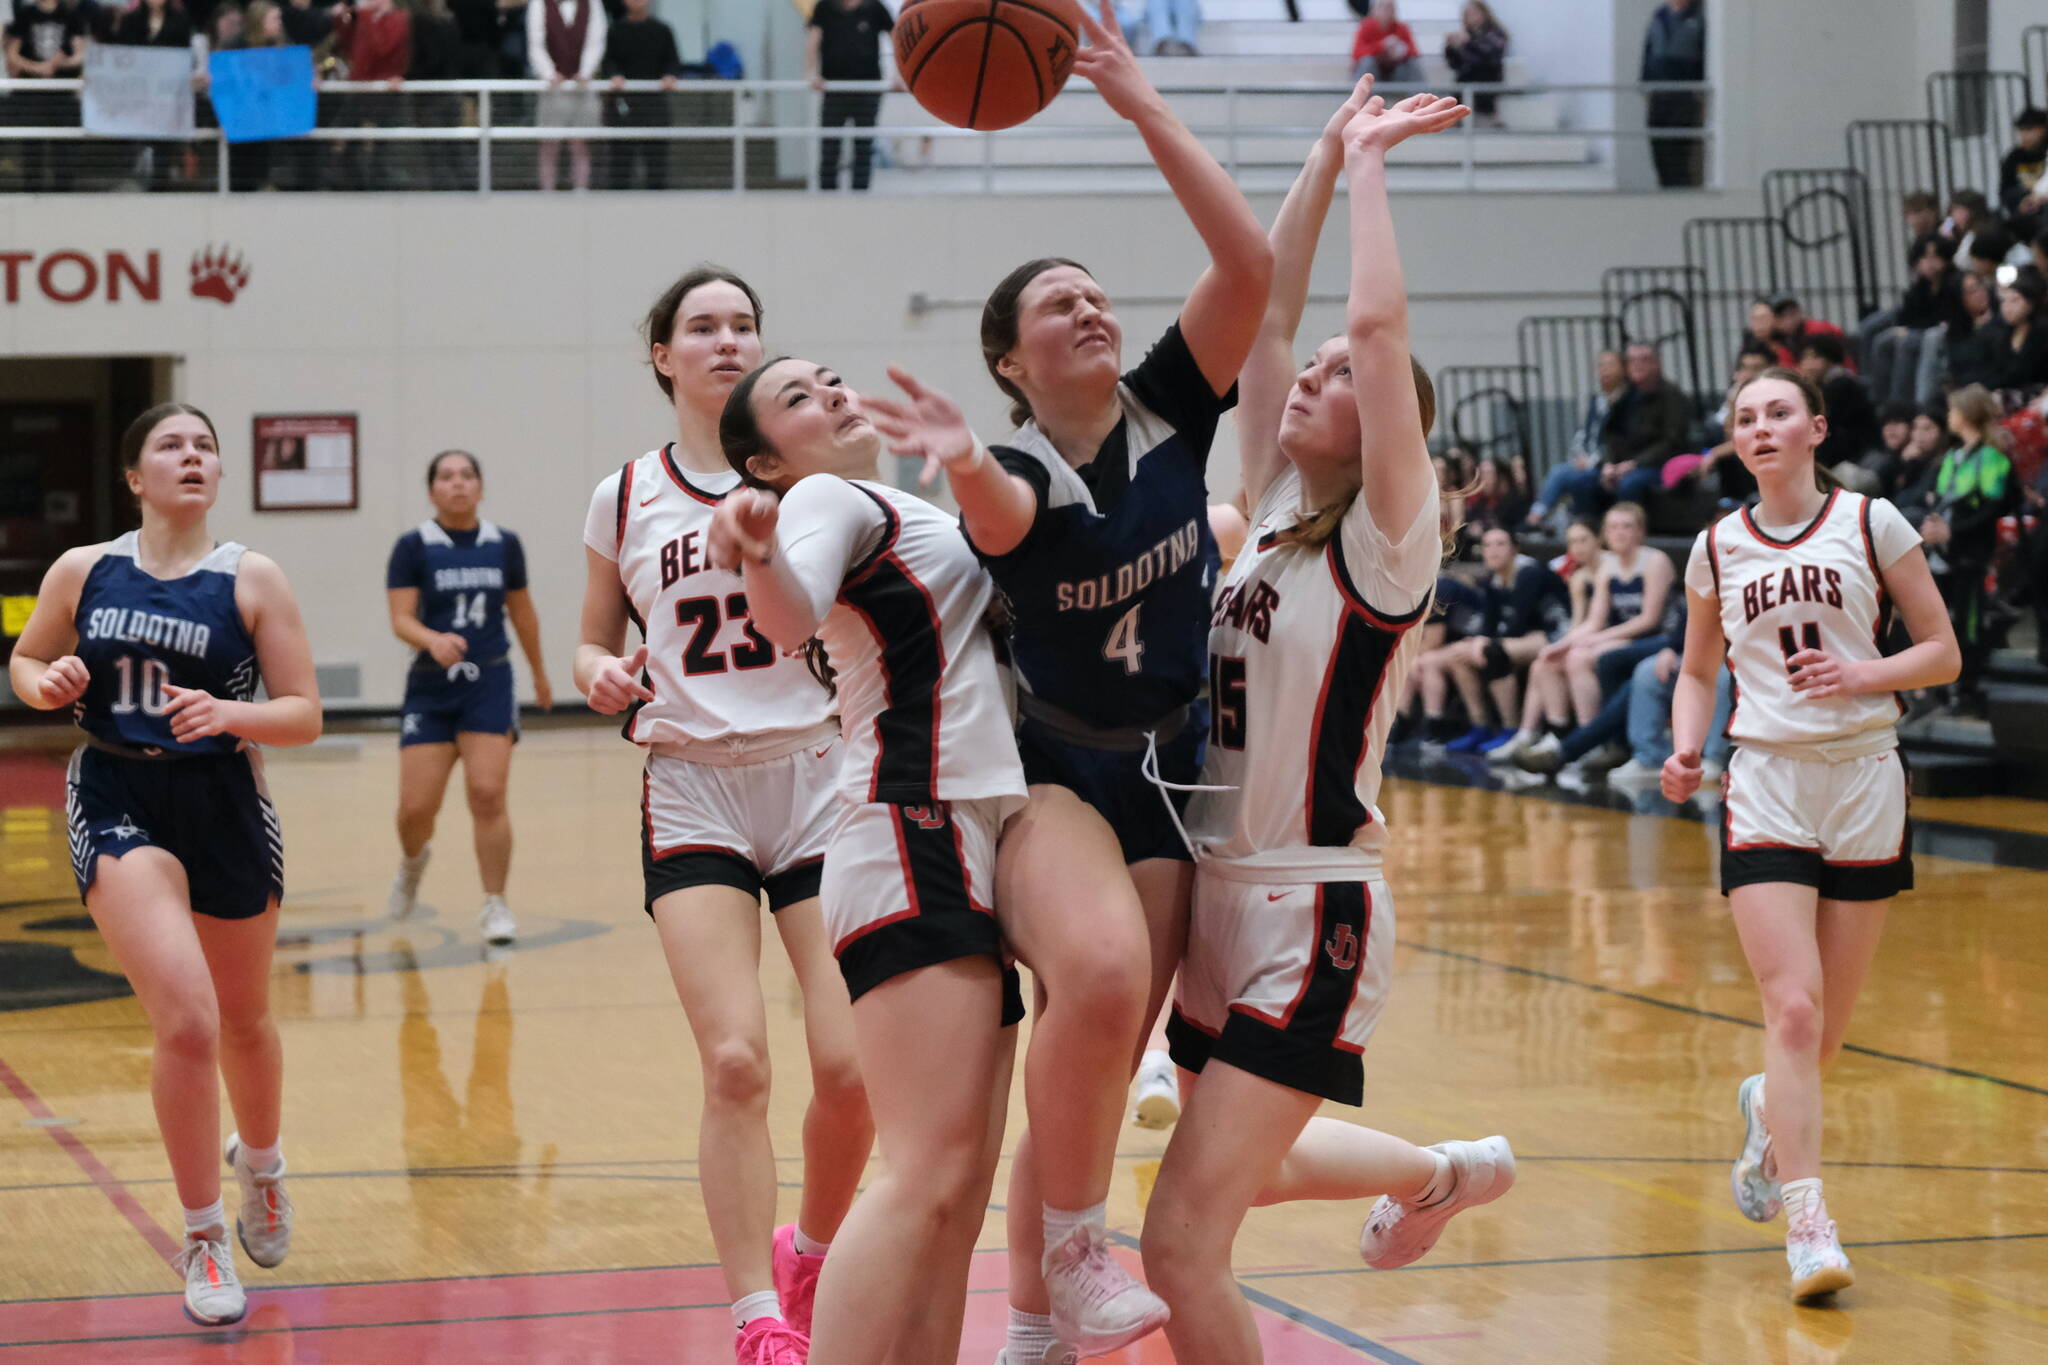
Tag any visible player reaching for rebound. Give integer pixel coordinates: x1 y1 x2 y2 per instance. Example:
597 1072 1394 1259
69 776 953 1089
574 270 873 1364
1663 367 1958 1301
9 404 322 1327
385 450 550 945
1136 82 1519 1364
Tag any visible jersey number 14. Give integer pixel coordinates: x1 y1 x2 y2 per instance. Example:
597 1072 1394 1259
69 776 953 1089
450 592 490 630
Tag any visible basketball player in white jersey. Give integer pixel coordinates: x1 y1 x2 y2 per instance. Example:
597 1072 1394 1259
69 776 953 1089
572 269 871 1364
1132 83 1518 1364
707 356 1030 1365
1663 367 1957 1301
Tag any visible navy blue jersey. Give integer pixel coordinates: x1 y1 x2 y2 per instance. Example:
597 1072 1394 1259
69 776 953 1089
72 533 259 757
978 323 1230 729
1606 568 1646 627
1435 574 1486 640
385 520 527 669
1486 555 1572 638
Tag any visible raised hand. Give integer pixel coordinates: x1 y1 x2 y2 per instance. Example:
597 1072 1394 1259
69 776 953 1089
1661 746 1702 803
162 685 234 742
1072 0 1159 123
708 487 782 571
586 644 654 715
36 655 89 709
862 367 982 488
1343 90 1470 155
1320 73 1377 146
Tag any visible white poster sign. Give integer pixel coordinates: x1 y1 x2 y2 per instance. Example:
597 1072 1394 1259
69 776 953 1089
82 44 197 140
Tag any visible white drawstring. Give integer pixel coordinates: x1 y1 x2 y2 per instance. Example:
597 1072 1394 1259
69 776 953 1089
1140 729 1236 861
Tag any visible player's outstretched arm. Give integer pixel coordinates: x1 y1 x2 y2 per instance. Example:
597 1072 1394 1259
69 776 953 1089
864 367 1038 557
1238 75 1380 514
1074 0 1273 396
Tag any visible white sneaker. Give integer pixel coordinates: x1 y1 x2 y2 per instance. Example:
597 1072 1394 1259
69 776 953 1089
1487 731 1536 766
175 1232 247 1325
1513 733 1564 775
1607 758 1662 787
1731 1074 1781 1223
479 895 517 945
1359 1136 1517 1270
1787 1212 1854 1300
1042 1224 1170 1355
224 1135 294 1268
1132 1050 1180 1130
388 846 430 919
993 1348 1079 1365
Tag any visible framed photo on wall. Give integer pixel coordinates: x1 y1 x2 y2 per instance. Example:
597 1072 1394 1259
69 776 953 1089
253 414 358 512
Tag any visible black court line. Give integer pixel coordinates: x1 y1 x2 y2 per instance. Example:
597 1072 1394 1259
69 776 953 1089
1383 752 2048 873
0 1257 729 1308
1516 1156 2048 1175
1399 940 2048 1098
1236 1229 2048 1281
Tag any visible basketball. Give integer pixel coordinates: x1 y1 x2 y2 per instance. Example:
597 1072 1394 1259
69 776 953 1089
894 0 1083 132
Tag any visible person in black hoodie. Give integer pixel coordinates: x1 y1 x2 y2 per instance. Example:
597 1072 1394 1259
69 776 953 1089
1999 107 2045 241
1865 233 1969 404
1990 269 2048 397
1796 334 1879 476
600 0 681 190
409 0 466 189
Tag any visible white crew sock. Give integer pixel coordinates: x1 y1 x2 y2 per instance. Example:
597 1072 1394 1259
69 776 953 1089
1043 1199 1106 1252
1412 1149 1455 1207
792 1227 829 1257
236 1139 282 1176
731 1289 782 1329
1006 1307 1056 1359
184 1198 226 1238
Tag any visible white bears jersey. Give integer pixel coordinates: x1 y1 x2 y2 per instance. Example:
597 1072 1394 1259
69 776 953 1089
1188 470 1441 880
772 476 1026 813
583 447 834 751
1685 489 1922 749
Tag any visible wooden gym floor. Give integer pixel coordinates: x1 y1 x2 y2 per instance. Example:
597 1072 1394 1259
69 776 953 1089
0 725 2044 1363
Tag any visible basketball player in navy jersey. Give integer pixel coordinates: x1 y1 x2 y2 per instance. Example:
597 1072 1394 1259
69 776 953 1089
910 6 1275 1357
575 270 871 1364
10 404 322 1328
385 450 550 946
1129 83 1517 1363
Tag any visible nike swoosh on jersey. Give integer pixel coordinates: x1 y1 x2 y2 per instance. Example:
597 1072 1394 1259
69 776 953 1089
1266 891 1288 902
639 492 660 507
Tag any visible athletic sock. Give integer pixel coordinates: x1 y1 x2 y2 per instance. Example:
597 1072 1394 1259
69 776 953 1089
236 1139 282 1176
1425 714 1463 743
1782 1176 1825 1224
184 1198 226 1238
1006 1307 1057 1360
792 1227 829 1258
1043 1199 1106 1252
731 1290 782 1330
1412 1149 1455 1207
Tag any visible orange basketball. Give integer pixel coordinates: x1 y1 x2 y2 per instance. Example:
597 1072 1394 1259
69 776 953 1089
894 0 1083 132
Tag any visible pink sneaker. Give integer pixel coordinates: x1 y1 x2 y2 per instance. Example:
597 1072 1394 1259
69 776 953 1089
735 1314 809 1364
1041 1224 1169 1355
772 1224 826 1337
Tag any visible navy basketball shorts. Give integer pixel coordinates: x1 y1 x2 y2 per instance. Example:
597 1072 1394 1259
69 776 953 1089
400 660 517 747
1015 706 1208 865
640 740 841 915
1721 745 1913 901
821 796 1024 1028
1167 866 1396 1106
66 746 284 920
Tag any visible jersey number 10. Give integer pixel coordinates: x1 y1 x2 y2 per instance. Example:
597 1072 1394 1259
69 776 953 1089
109 656 172 716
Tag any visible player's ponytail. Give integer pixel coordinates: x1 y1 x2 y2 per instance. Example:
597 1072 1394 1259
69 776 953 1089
1272 357 1445 553
981 257 1089 429
720 357 792 489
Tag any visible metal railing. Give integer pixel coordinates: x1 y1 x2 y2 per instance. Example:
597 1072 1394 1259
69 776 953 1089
0 76 1714 195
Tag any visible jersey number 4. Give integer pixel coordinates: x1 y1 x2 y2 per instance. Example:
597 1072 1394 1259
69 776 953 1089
676 594 775 677
1777 621 1821 674
1102 604 1145 675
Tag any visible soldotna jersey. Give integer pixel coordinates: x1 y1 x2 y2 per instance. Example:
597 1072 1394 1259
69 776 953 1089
583 446 833 750
780 477 1025 812
1188 470 1440 880
1686 489 1923 749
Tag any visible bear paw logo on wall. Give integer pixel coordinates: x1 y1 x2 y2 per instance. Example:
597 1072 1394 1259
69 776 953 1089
190 246 250 305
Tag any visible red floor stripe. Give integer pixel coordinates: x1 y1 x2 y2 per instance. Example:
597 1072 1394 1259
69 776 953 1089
0 1051 181 1266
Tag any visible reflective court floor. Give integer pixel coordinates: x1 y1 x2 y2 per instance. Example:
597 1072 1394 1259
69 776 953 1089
0 727 2044 1363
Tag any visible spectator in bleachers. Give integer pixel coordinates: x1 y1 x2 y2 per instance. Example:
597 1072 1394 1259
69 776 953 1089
2025 457 2048 667
1524 348 1624 530
1891 403 1954 521
4 0 90 192
1464 452 1530 531
1864 400 1917 497
806 0 892 192
1491 519 1601 762
280 0 334 47
1417 527 1571 754
1590 342 1693 507
408 0 465 190
112 0 198 190
1443 2 1508 122
205 1 242 51
1901 189 1941 244
528 0 605 192
1141 0 1203 56
1999 107 2045 241
1350 0 1420 84
1945 188 1990 260
1797 335 1880 486
2032 228 2048 279
331 0 413 189
1969 224 2027 276
1770 295 1849 369
601 0 682 192
1863 234 1968 405
1641 0 1705 189
1921 385 2017 714
1947 270 2006 392
1747 300 1793 367
1990 270 2048 396
447 0 501 76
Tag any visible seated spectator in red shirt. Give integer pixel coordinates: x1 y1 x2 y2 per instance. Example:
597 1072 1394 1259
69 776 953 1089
1771 295 1853 372
1352 0 1421 83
